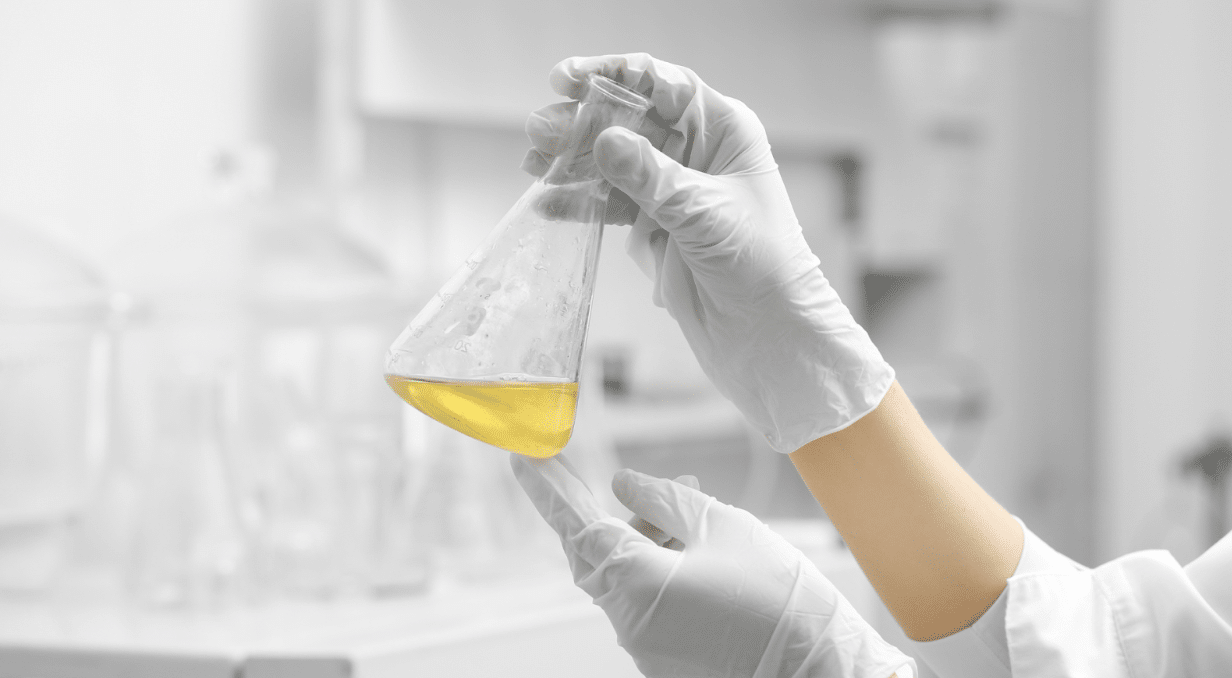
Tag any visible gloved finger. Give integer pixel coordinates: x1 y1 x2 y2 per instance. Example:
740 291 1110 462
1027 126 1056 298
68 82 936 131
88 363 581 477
510 454 608 545
627 515 668 546
533 181 641 228
533 180 605 222
525 101 577 155
592 127 732 250
554 451 592 492
655 236 710 341
571 516 666 599
659 474 699 550
520 148 553 177
523 134 667 183
604 188 640 227
612 468 715 545
628 474 700 549
509 454 599 582
624 218 668 283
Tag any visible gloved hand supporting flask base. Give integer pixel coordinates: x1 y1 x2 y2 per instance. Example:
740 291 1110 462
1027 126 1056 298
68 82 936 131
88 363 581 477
510 456 917 678
385 75 651 458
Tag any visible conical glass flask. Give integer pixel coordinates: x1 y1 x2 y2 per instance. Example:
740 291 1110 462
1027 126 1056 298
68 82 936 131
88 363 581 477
385 74 651 459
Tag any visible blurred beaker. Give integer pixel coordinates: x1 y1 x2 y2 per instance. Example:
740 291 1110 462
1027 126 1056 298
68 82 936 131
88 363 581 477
408 413 557 584
111 149 426 602
128 373 244 608
0 217 111 593
385 74 651 459
242 197 408 598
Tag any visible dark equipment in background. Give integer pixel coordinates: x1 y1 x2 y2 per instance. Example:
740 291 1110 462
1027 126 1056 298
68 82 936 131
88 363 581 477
1184 434 1232 548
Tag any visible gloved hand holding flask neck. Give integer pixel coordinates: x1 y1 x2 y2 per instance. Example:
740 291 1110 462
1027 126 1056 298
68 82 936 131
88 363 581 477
521 53 895 453
510 455 915 678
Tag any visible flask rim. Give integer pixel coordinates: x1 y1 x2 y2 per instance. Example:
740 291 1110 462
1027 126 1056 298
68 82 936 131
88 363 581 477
587 74 652 112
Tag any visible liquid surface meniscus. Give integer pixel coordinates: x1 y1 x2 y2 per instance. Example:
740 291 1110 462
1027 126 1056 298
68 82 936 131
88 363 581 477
385 376 577 458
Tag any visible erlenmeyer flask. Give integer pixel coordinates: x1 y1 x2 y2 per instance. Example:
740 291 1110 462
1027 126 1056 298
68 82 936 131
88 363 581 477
385 74 651 459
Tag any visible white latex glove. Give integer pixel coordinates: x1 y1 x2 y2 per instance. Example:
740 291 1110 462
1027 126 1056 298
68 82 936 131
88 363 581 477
523 53 893 452
509 454 915 678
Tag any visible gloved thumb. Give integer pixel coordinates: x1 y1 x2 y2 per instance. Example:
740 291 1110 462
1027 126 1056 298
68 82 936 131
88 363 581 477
594 127 720 245
628 474 699 548
612 468 714 546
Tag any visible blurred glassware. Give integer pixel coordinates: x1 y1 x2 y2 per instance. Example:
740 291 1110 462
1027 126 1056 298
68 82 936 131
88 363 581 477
128 373 244 608
242 195 410 599
110 147 426 604
384 74 651 459
411 417 564 585
0 217 112 593
870 18 994 268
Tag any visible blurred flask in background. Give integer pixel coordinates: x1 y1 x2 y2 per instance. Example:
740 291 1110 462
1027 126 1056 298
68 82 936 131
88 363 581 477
109 146 427 604
0 218 112 593
128 374 243 607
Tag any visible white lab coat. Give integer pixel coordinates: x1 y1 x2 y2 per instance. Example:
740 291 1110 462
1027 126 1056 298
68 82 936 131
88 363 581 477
909 519 1232 677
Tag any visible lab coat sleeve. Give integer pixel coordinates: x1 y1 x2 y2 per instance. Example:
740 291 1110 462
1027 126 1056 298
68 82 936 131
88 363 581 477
905 517 1084 678
1006 550 1232 677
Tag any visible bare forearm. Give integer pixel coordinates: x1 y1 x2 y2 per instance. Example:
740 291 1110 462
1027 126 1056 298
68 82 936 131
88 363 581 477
789 381 1023 641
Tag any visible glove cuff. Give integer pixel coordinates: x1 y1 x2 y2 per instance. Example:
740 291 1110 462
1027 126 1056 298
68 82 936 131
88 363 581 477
781 325 894 452
727 291 895 453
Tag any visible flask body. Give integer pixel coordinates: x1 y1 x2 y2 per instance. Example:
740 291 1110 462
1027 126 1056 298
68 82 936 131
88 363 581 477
385 75 650 458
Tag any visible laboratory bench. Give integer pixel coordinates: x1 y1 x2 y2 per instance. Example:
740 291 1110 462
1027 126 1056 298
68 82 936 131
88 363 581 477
0 521 878 678
0 566 635 678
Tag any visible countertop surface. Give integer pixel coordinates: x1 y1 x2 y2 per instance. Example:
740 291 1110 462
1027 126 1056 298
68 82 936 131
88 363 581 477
0 520 869 678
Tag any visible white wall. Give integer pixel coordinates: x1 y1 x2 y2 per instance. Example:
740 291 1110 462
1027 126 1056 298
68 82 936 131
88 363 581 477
975 2 1098 563
359 0 884 144
0 1 255 253
1098 0 1232 562
858 5 1098 563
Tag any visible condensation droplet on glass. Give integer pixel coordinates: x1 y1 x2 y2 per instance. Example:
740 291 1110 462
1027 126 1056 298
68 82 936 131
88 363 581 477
463 307 486 335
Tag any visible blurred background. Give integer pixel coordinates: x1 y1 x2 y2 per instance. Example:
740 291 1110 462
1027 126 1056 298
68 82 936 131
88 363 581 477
1 0 1231 674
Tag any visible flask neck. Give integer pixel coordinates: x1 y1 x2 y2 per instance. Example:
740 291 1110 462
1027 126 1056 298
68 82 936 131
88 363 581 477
542 75 651 187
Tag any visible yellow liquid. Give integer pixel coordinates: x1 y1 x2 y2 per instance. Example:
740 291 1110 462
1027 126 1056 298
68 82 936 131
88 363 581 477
385 376 578 458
